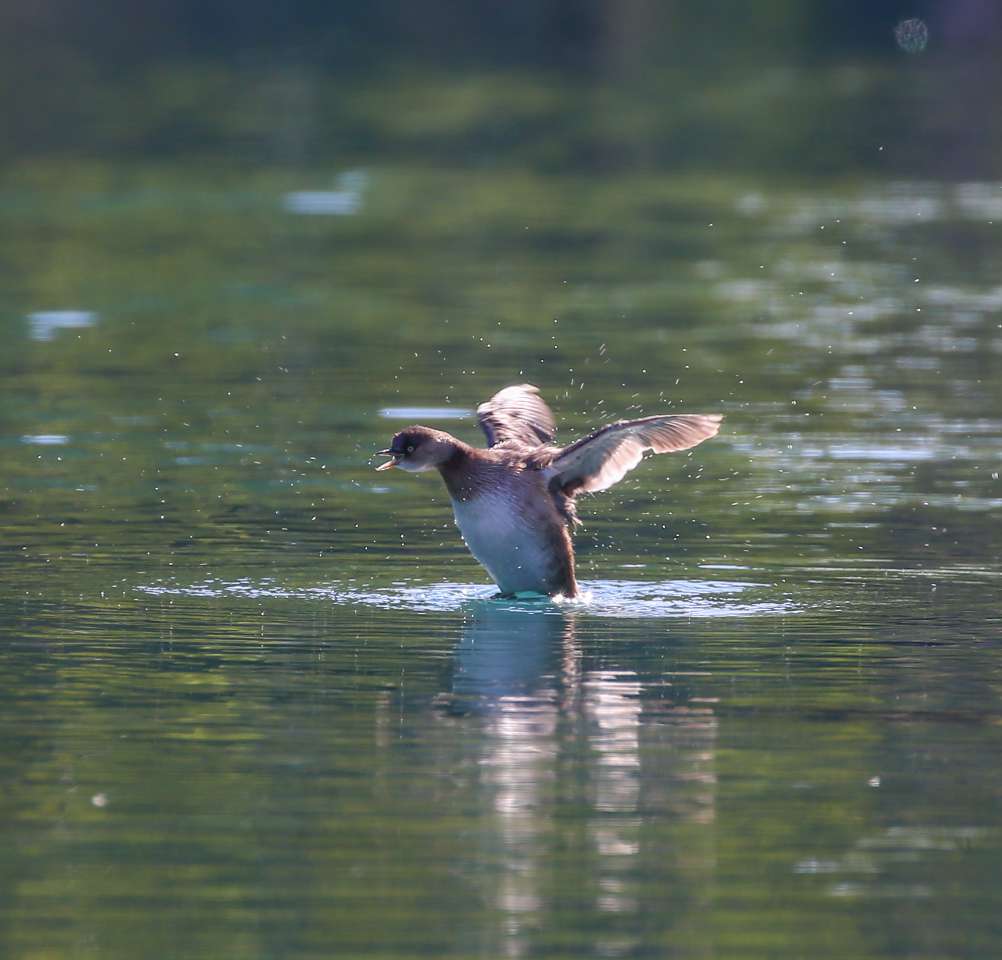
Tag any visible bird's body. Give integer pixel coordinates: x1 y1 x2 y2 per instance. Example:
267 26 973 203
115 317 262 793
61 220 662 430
376 385 721 598
443 445 577 595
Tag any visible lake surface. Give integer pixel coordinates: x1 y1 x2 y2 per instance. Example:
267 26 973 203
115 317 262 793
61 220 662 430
2 10 1002 959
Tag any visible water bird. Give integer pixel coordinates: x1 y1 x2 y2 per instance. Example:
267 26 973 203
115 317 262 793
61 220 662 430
376 385 721 598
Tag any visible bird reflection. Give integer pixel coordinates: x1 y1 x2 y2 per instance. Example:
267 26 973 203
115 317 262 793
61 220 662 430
448 602 575 707
440 601 718 959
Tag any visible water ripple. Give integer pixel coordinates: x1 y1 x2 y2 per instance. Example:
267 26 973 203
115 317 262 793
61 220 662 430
137 577 796 618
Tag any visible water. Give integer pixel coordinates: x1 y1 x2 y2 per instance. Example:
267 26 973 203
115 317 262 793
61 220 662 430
3 8 1002 959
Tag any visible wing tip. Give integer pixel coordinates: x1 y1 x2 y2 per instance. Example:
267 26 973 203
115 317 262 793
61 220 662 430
476 382 541 412
500 382 542 397
681 412 724 443
645 413 723 453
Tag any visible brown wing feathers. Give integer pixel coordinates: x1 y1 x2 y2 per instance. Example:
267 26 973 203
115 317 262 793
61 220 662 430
547 414 722 495
477 385 720 505
477 384 557 447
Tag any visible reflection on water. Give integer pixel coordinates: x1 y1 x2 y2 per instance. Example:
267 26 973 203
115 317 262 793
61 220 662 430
281 170 367 215
450 607 565 956
798 825 988 901
443 604 717 958
282 190 361 216
26 310 97 341
20 433 70 446
379 407 474 420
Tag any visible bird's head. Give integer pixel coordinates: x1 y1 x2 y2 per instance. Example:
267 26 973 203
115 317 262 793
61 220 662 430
375 426 458 472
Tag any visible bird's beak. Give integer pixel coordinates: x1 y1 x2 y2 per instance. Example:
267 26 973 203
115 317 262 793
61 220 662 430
375 450 397 471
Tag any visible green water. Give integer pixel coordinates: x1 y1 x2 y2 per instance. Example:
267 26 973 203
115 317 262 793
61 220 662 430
3 10 1002 959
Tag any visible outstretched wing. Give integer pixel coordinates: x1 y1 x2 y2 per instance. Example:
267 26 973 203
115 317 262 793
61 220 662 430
477 384 557 448
547 414 722 494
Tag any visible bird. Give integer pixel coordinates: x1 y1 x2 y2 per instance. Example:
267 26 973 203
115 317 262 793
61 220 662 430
375 384 721 598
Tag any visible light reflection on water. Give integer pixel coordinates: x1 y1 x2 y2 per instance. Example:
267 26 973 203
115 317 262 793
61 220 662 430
281 170 367 215
26 309 97 341
441 604 718 956
379 407 473 420
20 433 70 445
282 190 361 215
137 576 798 618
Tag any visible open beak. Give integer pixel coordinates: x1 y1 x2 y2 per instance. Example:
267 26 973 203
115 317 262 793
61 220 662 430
375 449 398 471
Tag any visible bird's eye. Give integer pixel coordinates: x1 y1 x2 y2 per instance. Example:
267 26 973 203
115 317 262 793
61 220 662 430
405 444 415 454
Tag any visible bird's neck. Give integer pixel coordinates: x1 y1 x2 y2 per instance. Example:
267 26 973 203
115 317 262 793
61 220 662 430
438 441 479 502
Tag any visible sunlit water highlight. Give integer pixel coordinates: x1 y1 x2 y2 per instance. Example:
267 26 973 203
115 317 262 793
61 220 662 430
26 309 97 341
379 407 473 420
137 576 797 617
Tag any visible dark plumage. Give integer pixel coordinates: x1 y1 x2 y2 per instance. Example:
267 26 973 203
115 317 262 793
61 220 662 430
376 385 721 597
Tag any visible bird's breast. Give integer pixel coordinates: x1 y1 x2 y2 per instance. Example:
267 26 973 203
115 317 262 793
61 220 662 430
450 486 566 594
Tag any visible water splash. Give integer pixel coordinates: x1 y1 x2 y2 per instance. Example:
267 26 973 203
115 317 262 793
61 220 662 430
137 576 796 618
